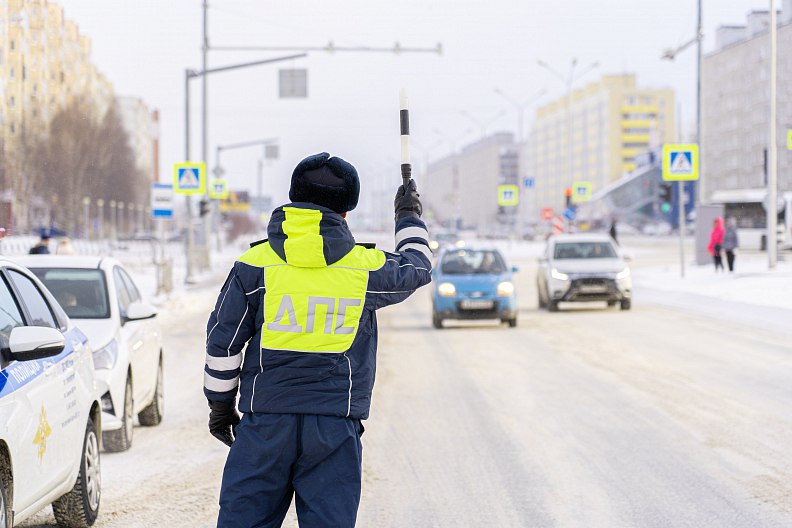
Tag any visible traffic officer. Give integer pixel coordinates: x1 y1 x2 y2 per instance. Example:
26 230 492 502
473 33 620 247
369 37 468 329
204 152 432 527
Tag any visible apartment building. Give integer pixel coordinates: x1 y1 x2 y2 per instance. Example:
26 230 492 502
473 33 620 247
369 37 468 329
526 74 675 212
701 4 792 199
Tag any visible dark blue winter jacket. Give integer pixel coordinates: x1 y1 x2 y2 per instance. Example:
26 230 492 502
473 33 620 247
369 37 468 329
204 202 432 419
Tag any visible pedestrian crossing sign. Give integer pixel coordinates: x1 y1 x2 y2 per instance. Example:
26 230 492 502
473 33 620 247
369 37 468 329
173 162 206 195
209 178 229 200
571 181 593 203
662 144 699 181
497 184 519 206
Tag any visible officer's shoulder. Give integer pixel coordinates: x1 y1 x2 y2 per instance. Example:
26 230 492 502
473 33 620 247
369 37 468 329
250 238 268 248
356 242 376 249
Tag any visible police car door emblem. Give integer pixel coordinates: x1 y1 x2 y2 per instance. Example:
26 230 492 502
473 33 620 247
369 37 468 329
33 404 52 461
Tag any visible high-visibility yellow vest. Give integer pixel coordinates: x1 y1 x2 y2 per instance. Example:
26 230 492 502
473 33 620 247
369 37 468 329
238 207 385 353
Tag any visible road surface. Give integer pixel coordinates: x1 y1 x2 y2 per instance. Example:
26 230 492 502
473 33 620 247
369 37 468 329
22 243 792 527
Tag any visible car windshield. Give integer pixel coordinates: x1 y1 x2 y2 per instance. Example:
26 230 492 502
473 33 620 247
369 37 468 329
441 250 506 275
30 268 110 319
553 242 618 260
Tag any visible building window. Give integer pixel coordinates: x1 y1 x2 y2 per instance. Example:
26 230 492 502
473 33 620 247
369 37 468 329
10 123 15 134
10 40 15 51
9 96 14 107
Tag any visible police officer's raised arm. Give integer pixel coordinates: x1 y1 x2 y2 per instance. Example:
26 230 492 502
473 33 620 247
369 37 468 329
367 179 433 309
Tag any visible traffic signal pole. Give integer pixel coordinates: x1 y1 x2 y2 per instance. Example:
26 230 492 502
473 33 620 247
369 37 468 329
183 54 307 275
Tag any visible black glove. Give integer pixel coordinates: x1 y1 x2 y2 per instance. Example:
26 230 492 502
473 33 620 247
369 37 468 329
394 179 422 220
208 400 241 447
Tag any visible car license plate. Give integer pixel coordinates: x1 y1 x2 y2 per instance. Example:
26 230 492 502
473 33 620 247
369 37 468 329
460 300 495 310
579 284 607 293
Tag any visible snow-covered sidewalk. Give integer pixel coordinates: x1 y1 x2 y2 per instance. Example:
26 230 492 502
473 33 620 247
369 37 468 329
633 251 792 336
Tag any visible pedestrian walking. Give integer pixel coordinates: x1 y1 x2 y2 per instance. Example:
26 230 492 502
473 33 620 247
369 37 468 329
609 219 618 245
723 217 739 272
204 152 432 527
28 232 51 254
707 217 725 272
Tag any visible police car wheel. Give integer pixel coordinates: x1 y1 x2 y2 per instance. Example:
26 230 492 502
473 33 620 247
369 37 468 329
548 300 559 312
138 356 164 426
104 376 133 452
52 417 100 527
432 312 443 329
0 472 9 528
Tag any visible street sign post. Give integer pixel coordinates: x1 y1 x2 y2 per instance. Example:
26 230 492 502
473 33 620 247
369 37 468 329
662 144 699 182
151 184 174 218
497 184 519 207
173 162 206 195
571 181 593 203
209 179 229 200
662 144 700 278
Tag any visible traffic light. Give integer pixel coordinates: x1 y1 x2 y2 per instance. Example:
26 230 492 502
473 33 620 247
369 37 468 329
564 188 572 207
658 183 673 213
659 183 673 203
199 199 211 217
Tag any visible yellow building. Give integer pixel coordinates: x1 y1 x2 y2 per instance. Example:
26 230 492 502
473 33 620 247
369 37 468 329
0 0 114 228
525 74 675 212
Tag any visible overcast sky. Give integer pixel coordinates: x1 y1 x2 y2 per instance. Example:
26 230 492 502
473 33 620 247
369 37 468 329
56 0 765 210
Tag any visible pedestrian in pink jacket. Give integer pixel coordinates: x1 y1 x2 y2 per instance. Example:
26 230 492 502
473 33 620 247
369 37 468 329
707 217 725 271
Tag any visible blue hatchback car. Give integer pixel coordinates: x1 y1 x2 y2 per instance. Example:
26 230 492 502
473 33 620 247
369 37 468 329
431 247 518 328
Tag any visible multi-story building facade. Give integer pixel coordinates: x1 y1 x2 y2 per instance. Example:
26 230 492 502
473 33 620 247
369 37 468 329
423 132 519 231
701 4 792 200
526 74 675 212
0 0 115 230
118 97 160 183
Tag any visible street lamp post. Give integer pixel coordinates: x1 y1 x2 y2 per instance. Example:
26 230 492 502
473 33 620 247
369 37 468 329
459 109 507 139
109 200 116 241
96 199 104 239
493 88 546 144
493 87 546 236
537 58 599 192
82 197 90 239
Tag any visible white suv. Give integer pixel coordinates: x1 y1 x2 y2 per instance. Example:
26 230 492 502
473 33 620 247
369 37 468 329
0 258 102 527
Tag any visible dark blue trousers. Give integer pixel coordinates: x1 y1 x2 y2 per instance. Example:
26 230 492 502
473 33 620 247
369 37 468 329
217 413 364 528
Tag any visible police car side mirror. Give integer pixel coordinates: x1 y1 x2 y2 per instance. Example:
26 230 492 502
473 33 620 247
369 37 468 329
8 326 65 361
123 301 158 325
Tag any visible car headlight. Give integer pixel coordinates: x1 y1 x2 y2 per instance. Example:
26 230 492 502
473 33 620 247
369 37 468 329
429 240 440 250
437 282 456 297
496 281 514 296
551 268 569 281
93 339 119 370
616 268 631 280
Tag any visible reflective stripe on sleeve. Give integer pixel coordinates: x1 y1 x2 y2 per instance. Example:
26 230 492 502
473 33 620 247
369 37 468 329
204 372 240 393
399 242 432 261
205 354 243 372
395 226 429 247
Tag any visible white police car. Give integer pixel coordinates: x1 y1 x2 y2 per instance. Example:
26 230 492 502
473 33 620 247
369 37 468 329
0 259 102 527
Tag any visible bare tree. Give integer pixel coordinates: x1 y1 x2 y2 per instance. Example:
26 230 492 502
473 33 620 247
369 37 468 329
27 98 144 235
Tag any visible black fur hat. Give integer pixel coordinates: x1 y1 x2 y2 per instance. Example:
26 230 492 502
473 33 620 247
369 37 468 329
289 152 360 213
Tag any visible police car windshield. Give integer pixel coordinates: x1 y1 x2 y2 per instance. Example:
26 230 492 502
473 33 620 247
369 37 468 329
30 268 110 319
441 250 506 275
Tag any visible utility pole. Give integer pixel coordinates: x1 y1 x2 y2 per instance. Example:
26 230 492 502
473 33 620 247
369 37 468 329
768 0 778 268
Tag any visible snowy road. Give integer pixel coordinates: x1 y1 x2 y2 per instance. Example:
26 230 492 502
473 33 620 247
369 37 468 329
21 245 792 527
